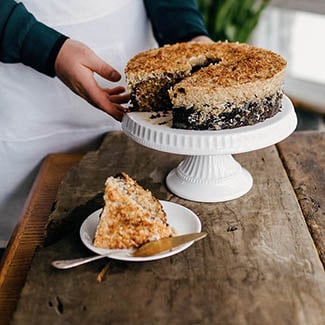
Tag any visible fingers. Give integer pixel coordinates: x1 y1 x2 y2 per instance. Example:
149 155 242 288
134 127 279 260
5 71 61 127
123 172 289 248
190 35 214 43
103 87 130 104
80 77 128 121
109 93 131 105
87 53 121 82
88 94 126 121
54 39 130 120
104 86 126 95
84 56 131 117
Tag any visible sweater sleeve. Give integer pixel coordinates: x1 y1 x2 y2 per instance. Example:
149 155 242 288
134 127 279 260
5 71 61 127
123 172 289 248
0 0 68 77
144 0 209 46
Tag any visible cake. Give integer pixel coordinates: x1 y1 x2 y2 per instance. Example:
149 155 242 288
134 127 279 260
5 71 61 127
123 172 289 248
125 41 287 130
93 172 172 249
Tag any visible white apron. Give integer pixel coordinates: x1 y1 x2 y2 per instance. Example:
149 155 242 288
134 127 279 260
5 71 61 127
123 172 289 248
0 0 157 247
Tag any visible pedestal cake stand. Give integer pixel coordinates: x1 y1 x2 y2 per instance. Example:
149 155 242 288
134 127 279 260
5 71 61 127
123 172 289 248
122 96 297 202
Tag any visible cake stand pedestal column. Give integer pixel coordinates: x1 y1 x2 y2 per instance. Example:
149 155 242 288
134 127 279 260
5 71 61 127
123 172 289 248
166 154 253 202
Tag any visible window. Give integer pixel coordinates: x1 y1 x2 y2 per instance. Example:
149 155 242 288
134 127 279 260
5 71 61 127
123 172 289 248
252 2 325 114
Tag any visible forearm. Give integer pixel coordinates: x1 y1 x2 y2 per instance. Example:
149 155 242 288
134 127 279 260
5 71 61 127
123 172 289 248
144 0 209 46
0 0 67 76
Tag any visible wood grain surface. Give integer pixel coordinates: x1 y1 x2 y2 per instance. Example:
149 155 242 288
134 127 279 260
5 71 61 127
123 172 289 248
277 131 325 265
0 154 83 325
8 131 325 325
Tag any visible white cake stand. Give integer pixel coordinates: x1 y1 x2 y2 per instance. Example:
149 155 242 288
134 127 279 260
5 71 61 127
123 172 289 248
121 96 297 202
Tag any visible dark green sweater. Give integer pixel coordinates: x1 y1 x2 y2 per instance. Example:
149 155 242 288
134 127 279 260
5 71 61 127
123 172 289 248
0 0 208 77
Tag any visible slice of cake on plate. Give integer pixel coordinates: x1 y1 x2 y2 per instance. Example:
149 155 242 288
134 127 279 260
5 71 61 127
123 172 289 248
125 41 287 130
93 172 172 249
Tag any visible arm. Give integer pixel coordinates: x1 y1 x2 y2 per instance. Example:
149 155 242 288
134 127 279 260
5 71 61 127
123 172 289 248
144 0 210 46
0 0 129 120
0 0 67 76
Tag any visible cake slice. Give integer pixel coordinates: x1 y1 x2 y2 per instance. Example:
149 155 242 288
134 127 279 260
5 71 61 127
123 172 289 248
93 172 172 249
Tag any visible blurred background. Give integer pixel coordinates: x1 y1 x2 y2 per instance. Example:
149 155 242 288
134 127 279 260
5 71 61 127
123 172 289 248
198 0 325 131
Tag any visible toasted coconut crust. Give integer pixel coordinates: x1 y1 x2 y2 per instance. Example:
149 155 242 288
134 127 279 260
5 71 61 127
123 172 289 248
93 173 172 249
126 42 286 86
125 42 208 86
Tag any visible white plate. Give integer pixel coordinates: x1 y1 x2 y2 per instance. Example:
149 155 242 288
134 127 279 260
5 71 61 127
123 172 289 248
80 200 202 262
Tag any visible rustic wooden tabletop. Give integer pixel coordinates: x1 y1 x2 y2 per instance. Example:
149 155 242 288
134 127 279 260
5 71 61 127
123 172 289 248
0 130 324 325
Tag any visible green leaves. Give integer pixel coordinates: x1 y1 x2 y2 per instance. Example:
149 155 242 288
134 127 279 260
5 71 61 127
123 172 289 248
198 0 269 42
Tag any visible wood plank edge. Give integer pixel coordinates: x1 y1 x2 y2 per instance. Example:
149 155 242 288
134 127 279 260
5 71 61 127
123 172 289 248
0 153 83 324
276 136 325 268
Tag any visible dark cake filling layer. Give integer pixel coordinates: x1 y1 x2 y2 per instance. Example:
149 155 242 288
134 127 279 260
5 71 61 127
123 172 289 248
172 91 283 130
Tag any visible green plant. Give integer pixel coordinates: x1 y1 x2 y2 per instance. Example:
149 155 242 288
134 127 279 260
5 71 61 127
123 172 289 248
198 0 269 43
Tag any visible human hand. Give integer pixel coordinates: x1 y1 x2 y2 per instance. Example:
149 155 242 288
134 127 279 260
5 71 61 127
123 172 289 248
190 35 214 43
54 39 130 121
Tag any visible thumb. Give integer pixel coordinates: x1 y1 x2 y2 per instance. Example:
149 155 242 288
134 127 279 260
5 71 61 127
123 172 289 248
87 53 121 82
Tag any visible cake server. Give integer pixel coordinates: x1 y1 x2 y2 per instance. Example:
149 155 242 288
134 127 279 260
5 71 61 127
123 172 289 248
132 232 207 257
52 232 207 269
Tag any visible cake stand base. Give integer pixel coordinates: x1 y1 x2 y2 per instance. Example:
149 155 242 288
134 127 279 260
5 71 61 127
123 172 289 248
166 154 253 202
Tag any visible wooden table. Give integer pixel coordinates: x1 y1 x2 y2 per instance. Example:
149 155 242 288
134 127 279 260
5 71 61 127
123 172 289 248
0 130 324 325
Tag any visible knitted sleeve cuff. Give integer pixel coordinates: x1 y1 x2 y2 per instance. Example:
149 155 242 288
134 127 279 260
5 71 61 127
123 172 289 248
21 21 68 77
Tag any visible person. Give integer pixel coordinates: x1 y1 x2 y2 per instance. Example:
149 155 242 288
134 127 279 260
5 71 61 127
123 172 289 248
0 0 212 247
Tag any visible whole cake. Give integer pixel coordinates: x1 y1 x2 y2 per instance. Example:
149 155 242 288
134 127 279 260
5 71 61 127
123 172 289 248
125 41 287 130
93 172 172 249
